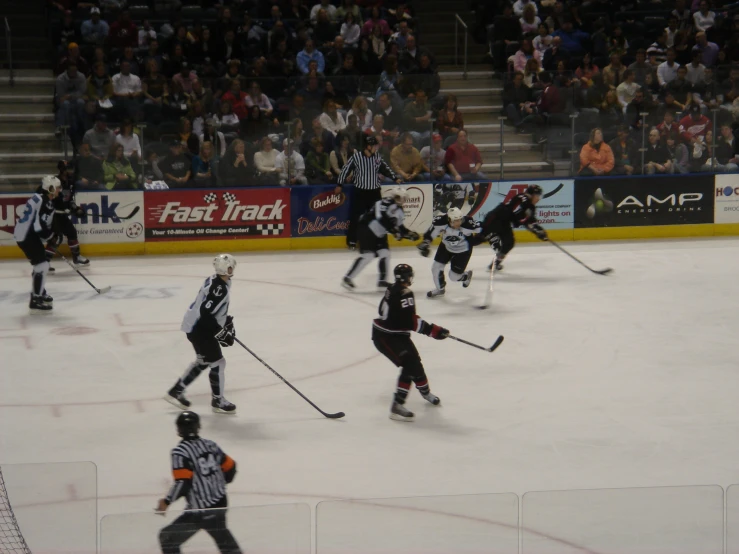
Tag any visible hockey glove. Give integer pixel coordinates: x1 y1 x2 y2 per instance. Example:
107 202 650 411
49 233 64 249
406 231 420 242
429 324 449 340
417 240 431 257
74 206 85 218
530 224 548 241
224 315 236 337
215 326 235 347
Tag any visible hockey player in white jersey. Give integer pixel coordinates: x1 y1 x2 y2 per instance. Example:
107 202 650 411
165 254 239 414
342 187 420 290
14 176 61 313
417 207 481 298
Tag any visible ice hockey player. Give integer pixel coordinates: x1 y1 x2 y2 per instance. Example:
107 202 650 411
14 176 61 313
472 184 548 271
45 160 90 269
157 411 242 554
418 207 481 298
372 264 449 421
341 187 420 290
165 254 239 414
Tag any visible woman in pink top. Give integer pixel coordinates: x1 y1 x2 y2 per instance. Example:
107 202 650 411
512 38 541 73
361 7 391 37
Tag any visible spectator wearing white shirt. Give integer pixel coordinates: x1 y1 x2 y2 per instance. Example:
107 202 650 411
513 0 537 17
310 0 337 24
172 62 198 94
319 99 347 136
657 48 680 88
275 139 308 185
665 17 679 47
685 51 707 86
616 70 641 111
115 119 141 163
692 0 716 32
138 20 157 50
340 13 361 47
533 23 552 55
420 134 449 181
347 96 373 131
244 82 278 126
199 118 227 158
112 61 142 119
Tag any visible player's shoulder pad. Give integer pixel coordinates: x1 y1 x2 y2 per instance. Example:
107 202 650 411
208 277 228 298
400 287 414 297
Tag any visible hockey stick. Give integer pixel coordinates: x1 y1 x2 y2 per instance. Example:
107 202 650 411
448 334 504 353
547 239 613 275
53 248 111 294
477 264 495 310
233 337 346 419
82 205 140 220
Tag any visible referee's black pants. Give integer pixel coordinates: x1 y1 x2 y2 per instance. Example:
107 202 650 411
347 187 382 246
159 504 241 554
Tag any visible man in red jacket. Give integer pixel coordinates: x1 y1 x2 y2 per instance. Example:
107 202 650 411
221 79 249 120
444 130 486 181
679 103 712 148
109 10 138 52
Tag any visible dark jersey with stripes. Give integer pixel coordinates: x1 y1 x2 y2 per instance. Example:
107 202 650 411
165 437 236 510
489 193 537 228
373 283 430 336
53 173 78 214
337 150 398 190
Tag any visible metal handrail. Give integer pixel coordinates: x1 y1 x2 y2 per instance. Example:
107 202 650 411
454 14 468 80
4 17 13 87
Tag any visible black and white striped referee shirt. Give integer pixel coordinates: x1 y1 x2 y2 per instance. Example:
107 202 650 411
337 150 399 190
165 437 236 510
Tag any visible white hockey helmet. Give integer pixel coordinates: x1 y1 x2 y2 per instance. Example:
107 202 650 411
41 175 61 194
387 186 408 204
213 253 237 276
447 207 464 223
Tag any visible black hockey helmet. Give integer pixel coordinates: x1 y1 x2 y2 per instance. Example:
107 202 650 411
526 184 543 196
365 135 379 147
394 263 414 285
176 411 201 438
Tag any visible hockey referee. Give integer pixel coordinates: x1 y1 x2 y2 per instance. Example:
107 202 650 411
336 135 403 249
156 411 242 554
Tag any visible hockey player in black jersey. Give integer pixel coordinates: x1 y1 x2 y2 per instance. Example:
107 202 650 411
165 254 238 414
13 176 61 313
44 160 90 269
157 411 242 554
472 184 548 271
341 187 420 290
373 264 449 421
418 207 481 298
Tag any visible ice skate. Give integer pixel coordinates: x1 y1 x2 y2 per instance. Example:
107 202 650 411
29 294 52 314
164 386 191 410
40 291 53 304
212 396 237 415
342 276 356 290
422 392 441 405
427 288 445 298
462 270 473 288
389 401 414 421
73 255 90 267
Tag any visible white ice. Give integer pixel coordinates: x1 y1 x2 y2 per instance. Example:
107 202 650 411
2 238 739 554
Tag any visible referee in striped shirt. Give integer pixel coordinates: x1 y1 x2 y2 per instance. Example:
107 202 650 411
336 135 403 249
157 411 242 554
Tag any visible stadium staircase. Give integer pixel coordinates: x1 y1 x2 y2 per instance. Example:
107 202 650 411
415 0 561 179
0 0 61 192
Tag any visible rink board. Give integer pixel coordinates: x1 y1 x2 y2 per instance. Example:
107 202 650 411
0 174 737 258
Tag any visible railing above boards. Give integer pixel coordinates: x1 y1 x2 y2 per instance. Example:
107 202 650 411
454 13 468 80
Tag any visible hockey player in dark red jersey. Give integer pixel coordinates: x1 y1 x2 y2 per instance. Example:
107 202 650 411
372 264 449 422
44 160 90 269
472 184 548 271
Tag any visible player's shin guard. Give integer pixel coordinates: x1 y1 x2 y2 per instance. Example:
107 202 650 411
394 379 411 404
31 261 49 296
431 261 446 290
346 252 374 279
209 358 226 398
179 359 208 388
449 270 464 282
69 239 80 257
377 249 390 282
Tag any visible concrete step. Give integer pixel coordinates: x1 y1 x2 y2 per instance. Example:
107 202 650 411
440 89 502 104
0 81 55 95
0 120 56 133
0 152 65 163
476 142 536 153
0 132 57 142
438 70 494 81
0 69 54 79
461 112 505 124
439 84 501 94
458 104 502 114
0 108 54 119
481 160 553 177
0 141 62 154
0 94 54 104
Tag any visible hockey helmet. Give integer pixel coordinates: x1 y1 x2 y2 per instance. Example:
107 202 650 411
526 184 543 197
447 207 464 223
176 411 201 438
387 186 408 204
41 175 61 195
213 253 237 277
394 263 414 285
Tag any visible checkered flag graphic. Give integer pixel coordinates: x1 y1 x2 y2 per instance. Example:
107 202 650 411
222 192 237 203
203 193 218 204
256 224 285 236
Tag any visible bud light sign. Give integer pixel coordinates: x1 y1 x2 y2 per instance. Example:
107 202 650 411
291 185 352 237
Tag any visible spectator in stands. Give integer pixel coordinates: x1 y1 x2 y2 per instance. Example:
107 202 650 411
220 139 253 186
221 79 249 120
190 80 213 115
111 62 142 123
536 70 565 116
57 43 89 76
602 54 626 88
420 133 448 181
215 30 244 68
657 110 682 142
667 66 693 110
253 137 279 182
657 49 680 88
391 21 412 50
314 9 338 49
332 54 362 106
504 71 534 132
673 31 692 67
76 142 104 189
311 0 337 24
191 141 215 187
300 74 327 114
519 5 541 37
444 129 485 181
693 0 716 33
647 32 669 65
318 99 347 137
341 13 362 48
83 115 115 158
710 123 739 173
189 101 207 137
56 10 78 53
114 47 141 78
693 32 719 69
513 0 538 17
512 39 541 73
680 103 712 148
55 63 87 138
722 67 739 105
140 39 163 74
643 128 673 174
344 96 371 132
403 90 432 145
330 132 354 180
200 118 226 158
361 7 391 38
103 143 137 190
163 80 188 121
245 82 277 125
109 10 138 53
366 114 395 161
303 116 335 156
616 70 640 109
172 62 198 95
690 129 713 172
625 88 654 131
490 3 523 71
178 117 200 157
685 51 708 87
115 119 141 170
370 25 387 60
542 36 570 72
523 58 543 88
575 53 599 89
628 49 656 88
355 37 382 76
375 92 402 132
399 35 433 75
305 137 334 184
665 17 679 48
552 18 588 57
609 125 639 175
579 128 614 176
324 36 346 75
665 134 690 173
81 7 109 48
138 19 157 51
90 47 109 77
86 62 114 114
297 40 326 75
276 139 308 185
391 132 427 182
672 0 693 32
533 23 552 56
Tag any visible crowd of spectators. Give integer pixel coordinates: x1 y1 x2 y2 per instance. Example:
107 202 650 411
476 0 739 175
49 0 476 189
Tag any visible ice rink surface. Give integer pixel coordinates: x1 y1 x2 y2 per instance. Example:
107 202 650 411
2 238 739 548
